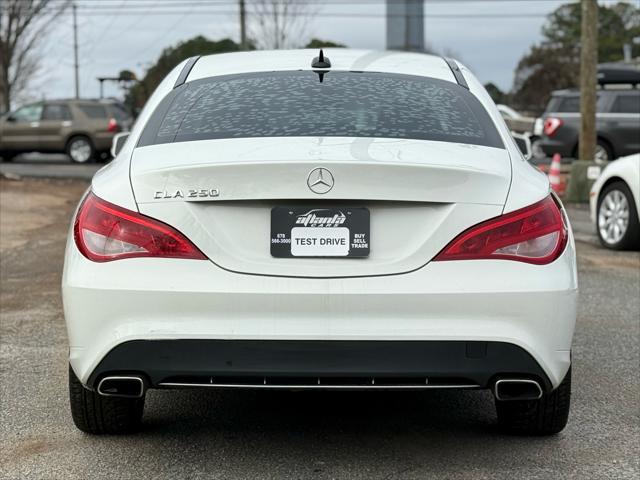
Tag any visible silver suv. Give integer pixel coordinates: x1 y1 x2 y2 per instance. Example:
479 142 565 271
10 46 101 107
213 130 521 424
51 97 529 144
0 99 132 163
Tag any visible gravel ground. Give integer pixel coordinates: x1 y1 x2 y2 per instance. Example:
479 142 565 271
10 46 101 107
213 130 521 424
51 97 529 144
0 177 638 480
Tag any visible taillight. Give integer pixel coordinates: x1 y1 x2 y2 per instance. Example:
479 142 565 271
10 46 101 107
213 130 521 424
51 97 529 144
434 196 567 265
543 117 563 137
107 118 119 133
74 192 206 262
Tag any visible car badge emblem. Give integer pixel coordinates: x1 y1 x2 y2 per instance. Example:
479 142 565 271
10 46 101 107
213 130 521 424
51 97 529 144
307 167 334 194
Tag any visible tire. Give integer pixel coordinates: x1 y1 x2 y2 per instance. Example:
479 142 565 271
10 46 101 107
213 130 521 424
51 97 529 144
0 151 15 162
594 139 613 164
98 150 113 162
530 136 545 160
597 181 640 250
495 367 571 435
68 365 145 434
573 139 614 163
66 135 95 163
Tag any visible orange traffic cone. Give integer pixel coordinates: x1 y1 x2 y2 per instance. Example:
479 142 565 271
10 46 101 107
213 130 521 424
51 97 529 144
548 153 565 195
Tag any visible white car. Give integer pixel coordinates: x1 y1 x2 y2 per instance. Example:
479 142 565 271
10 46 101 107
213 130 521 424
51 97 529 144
62 50 577 435
590 153 640 250
496 104 545 160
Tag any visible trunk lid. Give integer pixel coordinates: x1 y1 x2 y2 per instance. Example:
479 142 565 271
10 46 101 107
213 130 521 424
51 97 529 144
131 137 511 278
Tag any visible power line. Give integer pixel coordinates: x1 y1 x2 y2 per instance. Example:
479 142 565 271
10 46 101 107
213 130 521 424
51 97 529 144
47 0 585 6
48 0 586 3
72 10 549 18
82 0 128 60
47 0 577 2
122 5 198 60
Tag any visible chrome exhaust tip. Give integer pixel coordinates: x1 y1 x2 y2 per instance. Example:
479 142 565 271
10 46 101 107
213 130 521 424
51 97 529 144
494 379 543 401
97 376 145 398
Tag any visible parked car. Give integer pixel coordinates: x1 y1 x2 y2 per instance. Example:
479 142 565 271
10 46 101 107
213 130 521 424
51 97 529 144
532 116 545 158
0 99 132 163
590 153 640 250
497 104 544 159
63 50 576 436
539 64 640 163
497 104 534 133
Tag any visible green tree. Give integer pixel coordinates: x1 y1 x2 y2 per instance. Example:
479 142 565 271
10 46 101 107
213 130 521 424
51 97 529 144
118 70 136 82
126 36 244 112
484 82 508 105
304 39 346 49
512 1 640 113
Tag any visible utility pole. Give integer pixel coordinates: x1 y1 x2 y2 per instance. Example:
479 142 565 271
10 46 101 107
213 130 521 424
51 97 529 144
72 2 80 99
386 0 424 52
404 7 410 51
579 0 597 161
239 0 247 50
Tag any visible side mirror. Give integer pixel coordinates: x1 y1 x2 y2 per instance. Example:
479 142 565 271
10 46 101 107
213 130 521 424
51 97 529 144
6 115 16 122
111 132 130 158
512 132 532 161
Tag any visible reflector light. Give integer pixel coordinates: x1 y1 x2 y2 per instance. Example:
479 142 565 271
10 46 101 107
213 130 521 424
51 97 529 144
434 196 567 265
74 192 206 262
543 117 563 137
107 118 119 133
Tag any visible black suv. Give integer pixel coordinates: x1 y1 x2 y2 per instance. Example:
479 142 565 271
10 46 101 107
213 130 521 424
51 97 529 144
539 65 640 163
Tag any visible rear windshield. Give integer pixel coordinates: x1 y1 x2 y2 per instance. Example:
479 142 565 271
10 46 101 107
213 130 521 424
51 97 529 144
78 104 107 118
107 104 131 121
546 93 606 113
138 71 503 149
611 93 640 114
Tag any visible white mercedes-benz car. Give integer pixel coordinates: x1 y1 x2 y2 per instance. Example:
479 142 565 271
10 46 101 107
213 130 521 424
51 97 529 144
62 49 577 435
590 153 640 250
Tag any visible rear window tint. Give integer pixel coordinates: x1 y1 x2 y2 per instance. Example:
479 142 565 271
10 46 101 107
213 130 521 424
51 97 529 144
139 71 503 149
78 104 107 118
556 97 580 112
107 104 130 121
42 104 72 121
611 94 640 114
548 93 607 113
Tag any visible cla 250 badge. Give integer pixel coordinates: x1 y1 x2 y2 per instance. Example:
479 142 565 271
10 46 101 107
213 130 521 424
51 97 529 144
154 188 220 200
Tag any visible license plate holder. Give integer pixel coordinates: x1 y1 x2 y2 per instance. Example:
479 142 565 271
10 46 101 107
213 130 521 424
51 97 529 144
271 207 370 258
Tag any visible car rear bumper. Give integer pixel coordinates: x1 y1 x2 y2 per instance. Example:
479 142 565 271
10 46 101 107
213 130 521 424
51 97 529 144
539 138 574 158
86 339 553 391
62 234 578 390
92 133 114 151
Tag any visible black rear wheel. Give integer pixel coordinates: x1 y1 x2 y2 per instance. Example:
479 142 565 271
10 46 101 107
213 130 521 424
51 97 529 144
66 136 95 163
0 151 15 162
68 365 145 434
594 139 613 164
495 367 571 435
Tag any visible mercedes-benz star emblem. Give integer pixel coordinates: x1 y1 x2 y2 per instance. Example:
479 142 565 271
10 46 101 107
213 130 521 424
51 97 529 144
307 167 334 194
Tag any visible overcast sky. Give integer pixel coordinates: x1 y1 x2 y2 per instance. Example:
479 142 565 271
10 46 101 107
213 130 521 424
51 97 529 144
33 0 624 103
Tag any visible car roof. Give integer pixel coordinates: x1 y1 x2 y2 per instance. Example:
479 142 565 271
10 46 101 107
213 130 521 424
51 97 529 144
187 49 458 84
551 87 640 97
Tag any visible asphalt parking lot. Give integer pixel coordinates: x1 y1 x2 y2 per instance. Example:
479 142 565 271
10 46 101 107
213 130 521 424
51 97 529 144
1 176 638 480
0 155 101 180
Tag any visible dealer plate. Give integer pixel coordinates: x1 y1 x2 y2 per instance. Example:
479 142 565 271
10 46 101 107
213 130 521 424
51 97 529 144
271 207 370 258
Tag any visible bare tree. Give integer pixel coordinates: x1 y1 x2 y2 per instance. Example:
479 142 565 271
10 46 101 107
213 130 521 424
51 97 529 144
0 0 69 113
248 0 317 50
